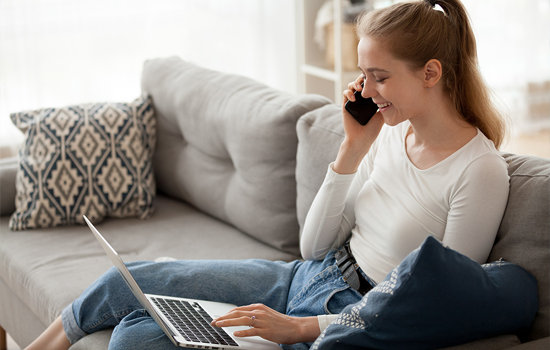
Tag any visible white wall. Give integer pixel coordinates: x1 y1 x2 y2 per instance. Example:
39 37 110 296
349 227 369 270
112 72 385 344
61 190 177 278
462 0 550 134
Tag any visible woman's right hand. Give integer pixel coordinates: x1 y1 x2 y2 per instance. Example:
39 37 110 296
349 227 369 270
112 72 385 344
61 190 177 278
211 304 321 344
334 76 384 174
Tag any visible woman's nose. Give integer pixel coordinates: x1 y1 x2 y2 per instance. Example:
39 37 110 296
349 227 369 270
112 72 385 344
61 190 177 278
361 81 377 99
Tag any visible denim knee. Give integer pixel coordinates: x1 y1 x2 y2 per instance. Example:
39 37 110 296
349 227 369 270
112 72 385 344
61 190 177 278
108 310 179 350
72 265 148 335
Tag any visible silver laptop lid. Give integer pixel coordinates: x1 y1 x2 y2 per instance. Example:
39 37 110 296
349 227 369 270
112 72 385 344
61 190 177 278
83 216 281 350
83 215 179 346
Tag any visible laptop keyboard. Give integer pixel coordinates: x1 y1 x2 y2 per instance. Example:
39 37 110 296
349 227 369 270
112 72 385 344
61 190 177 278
151 297 239 347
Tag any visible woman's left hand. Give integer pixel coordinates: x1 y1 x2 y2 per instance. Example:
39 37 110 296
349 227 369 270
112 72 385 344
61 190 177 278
210 303 320 344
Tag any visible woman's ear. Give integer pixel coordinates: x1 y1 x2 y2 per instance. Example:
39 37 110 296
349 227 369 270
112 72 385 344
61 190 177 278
423 59 442 88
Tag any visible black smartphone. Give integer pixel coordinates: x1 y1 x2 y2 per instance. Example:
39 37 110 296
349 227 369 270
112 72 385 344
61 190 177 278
344 83 379 125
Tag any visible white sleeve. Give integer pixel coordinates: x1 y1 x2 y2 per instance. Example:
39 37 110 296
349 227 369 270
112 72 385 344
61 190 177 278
300 159 370 260
442 153 510 263
317 314 339 333
299 125 385 261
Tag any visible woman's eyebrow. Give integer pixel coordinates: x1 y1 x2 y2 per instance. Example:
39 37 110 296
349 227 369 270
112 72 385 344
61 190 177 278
357 66 390 74
366 67 390 73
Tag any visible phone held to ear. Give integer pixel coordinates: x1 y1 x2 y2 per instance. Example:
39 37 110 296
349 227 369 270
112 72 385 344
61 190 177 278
344 83 379 125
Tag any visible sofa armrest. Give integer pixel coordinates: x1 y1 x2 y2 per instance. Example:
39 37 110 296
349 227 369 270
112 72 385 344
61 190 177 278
0 156 18 216
504 337 550 350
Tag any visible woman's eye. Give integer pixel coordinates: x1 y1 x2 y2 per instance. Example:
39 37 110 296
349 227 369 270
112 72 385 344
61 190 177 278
375 77 387 83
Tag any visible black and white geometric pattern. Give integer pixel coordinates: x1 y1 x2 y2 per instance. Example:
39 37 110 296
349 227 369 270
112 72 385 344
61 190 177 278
311 296 369 350
9 94 156 230
371 267 398 296
311 267 400 350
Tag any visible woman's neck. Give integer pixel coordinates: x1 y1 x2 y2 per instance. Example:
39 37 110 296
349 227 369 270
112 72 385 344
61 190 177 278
405 93 477 170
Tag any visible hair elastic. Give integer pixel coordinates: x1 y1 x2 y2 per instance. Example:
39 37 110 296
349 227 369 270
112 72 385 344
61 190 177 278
426 0 448 17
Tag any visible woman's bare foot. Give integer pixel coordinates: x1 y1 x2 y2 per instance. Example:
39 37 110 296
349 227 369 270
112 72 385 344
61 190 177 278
24 316 71 350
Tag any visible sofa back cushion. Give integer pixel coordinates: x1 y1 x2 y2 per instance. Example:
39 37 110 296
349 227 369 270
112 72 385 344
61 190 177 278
488 153 550 341
141 57 330 255
296 104 344 231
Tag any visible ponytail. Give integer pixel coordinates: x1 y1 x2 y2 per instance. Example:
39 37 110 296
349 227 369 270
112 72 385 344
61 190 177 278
357 0 508 149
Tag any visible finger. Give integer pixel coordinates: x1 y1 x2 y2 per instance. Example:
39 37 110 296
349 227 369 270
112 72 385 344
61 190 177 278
347 81 357 90
212 309 246 321
354 79 363 91
211 308 258 324
230 304 264 312
346 78 363 103
211 312 247 324
343 88 355 103
233 328 261 338
221 303 264 316
212 316 252 328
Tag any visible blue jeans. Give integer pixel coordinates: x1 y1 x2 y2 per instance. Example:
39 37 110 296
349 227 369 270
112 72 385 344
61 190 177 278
62 250 369 350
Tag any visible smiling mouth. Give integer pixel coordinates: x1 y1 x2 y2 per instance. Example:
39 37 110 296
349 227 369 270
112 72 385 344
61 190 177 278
376 102 392 109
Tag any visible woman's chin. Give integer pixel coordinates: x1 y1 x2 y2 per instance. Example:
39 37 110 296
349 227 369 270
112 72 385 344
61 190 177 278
380 111 408 127
381 117 402 127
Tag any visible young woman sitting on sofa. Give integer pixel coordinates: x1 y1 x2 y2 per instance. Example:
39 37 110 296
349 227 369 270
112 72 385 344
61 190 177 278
25 0 510 349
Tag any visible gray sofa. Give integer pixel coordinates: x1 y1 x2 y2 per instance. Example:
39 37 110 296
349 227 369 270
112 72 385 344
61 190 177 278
0 57 548 350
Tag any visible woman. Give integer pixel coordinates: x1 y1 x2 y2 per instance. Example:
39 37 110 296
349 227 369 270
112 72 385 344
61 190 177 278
25 0 509 349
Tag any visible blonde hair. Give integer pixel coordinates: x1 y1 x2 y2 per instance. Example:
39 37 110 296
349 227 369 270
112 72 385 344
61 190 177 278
356 0 507 149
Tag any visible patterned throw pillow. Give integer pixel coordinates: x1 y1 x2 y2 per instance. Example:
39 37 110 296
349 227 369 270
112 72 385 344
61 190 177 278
9 94 156 230
312 236 538 350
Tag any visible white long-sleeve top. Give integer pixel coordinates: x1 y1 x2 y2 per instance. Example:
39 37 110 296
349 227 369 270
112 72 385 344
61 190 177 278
307 121 510 331
302 121 510 285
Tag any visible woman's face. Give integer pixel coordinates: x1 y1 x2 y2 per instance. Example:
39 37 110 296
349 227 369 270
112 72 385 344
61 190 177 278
357 36 429 126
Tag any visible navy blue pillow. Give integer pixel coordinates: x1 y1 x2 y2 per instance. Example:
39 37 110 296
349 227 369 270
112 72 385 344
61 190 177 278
312 236 538 350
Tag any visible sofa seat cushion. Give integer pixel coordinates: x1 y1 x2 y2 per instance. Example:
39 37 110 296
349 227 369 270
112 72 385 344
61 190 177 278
69 329 113 350
0 194 300 327
141 57 331 256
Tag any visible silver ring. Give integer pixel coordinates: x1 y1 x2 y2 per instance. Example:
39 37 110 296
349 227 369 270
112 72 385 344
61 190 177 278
249 315 256 328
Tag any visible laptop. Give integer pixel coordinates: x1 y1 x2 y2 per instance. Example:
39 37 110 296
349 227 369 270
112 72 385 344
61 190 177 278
83 215 282 350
